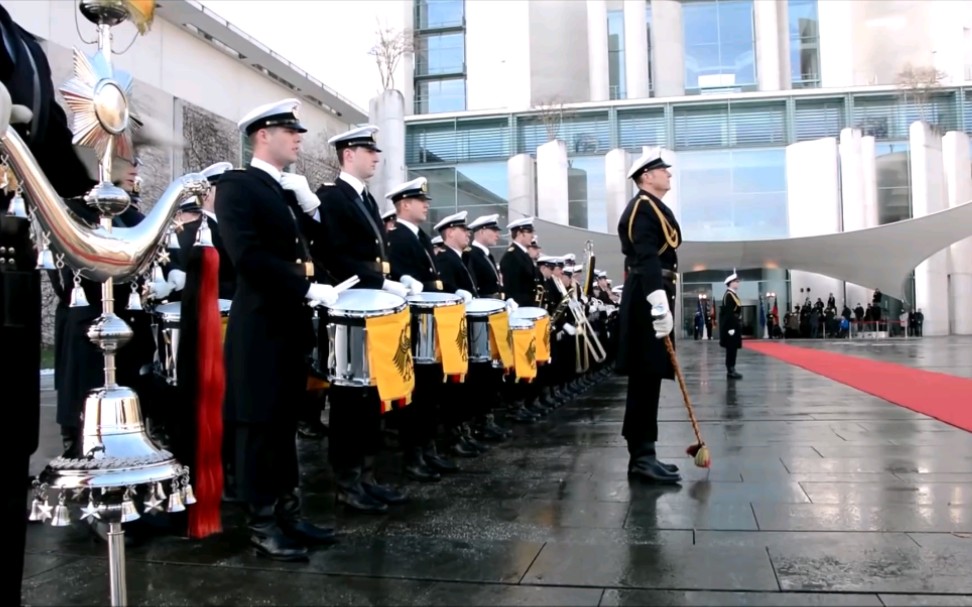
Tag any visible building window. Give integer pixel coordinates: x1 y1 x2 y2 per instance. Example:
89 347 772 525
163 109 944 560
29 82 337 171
788 0 820 88
607 9 626 100
415 78 466 114
415 0 464 30
414 1 467 114
683 0 756 94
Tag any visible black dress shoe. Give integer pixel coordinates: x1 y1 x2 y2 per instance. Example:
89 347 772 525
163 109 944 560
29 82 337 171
281 520 338 545
727 368 743 379
297 420 327 439
336 488 388 514
248 507 309 561
449 440 480 458
628 459 682 485
510 407 538 423
475 422 507 442
424 451 460 473
405 462 442 482
362 481 409 505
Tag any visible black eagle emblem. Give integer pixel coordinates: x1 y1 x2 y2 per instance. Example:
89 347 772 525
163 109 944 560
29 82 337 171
394 324 413 383
526 337 536 365
542 323 550 353
457 316 469 362
505 326 514 353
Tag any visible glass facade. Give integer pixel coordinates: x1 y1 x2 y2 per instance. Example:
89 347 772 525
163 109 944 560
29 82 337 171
607 9 626 100
683 0 756 93
413 0 466 115
788 0 820 88
875 142 911 225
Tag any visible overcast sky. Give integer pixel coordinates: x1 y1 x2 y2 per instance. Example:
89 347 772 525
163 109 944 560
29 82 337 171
197 0 404 112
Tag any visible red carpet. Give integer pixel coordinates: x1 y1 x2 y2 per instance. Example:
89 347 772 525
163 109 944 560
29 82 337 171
746 341 972 433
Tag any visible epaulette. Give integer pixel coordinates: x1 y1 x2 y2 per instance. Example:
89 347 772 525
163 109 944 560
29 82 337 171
320 182 335 187
507 246 515 252
463 246 472 253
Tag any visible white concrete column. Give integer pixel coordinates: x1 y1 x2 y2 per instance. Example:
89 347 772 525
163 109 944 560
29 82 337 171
623 0 651 99
507 153 538 220
839 128 879 308
648 0 684 97
368 90 407 203
816 0 854 88
604 149 631 232
536 140 570 225
909 121 950 336
786 137 844 303
587 0 610 102
754 0 786 91
943 131 972 335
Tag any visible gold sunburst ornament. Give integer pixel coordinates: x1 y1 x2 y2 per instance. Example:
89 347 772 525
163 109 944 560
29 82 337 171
59 48 141 164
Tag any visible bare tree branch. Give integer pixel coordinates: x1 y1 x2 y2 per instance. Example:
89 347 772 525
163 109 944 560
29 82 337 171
369 22 415 91
532 97 575 142
896 63 947 125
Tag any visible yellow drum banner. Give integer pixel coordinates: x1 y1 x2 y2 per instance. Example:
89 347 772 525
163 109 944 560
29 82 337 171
365 308 415 406
433 303 468 379
512 328 537 381
534 315 551 363
220 316 228 344
488 311 514 369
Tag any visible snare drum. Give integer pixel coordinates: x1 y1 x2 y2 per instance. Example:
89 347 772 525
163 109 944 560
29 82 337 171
153 299 232 386
465 298 507 364
512 306 551 364
406 292 464 365
326 289 408 387
509 316 537 378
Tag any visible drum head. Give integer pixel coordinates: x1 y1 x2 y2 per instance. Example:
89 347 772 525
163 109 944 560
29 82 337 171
466 298 506 316
407 292 463 307
328 288 407 318
510 317 534 330
218 299 232 314
512 306 548 322
155 302 182 321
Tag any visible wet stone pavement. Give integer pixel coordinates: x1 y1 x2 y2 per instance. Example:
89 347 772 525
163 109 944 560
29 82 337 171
23 338 972 606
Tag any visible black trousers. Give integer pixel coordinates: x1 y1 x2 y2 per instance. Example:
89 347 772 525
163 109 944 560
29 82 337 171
466 363 501 418
399 364 442 449
5 453 28 607
623 373 662 443
725 346 738 369
233 420 299 507
327 386 383 472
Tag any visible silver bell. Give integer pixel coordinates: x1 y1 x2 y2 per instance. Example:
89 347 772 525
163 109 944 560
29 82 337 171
126 284 143 311
195 221 213 247
50 494 71 527
69 284 89 308
154 482 167 501
166 229 181 250
182 482 197 505
120 491 141 523
150 265 165 283
28 497 45 522
6 193 27 218
166 481 185 513
36 247 55 270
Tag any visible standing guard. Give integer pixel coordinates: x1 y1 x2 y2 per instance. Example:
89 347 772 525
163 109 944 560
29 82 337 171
313 125 415 513
384 176 458 480
216 98 338 561
720 271 743 380
616 147 682 485
465 214 504 299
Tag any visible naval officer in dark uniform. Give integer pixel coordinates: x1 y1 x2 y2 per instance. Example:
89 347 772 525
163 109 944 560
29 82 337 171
616 147 682 485
499 217 541 308
384 176 458 480
465 214 504 299
313 125 415 513
216 98 339 561
719 271 743 380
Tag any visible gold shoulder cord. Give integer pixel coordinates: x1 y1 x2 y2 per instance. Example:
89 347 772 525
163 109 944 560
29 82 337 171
628 195 680 255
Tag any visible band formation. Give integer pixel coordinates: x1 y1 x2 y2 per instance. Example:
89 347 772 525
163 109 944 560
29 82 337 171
1 2 707 577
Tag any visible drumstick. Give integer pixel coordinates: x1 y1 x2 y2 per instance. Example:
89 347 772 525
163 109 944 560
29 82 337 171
333 275 360 294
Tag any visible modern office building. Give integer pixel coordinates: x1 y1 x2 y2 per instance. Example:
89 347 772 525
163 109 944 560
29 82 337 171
394 0 972 335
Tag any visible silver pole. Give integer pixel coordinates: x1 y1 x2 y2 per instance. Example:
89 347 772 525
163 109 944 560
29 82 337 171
107 521 128 606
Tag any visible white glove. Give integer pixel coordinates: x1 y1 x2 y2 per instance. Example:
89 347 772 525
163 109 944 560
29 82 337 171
563 323 576 336
400 275 424 295
306 283 338 307
646 289 673 339
167 269 186 292
505 298 519 312
279 173 320 215
11 104 33 125
728 329 735 336
455 289 473 304
147 279 173 300
382 279 409 298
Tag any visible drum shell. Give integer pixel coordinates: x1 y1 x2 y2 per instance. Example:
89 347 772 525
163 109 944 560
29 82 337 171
407 292 463 366
466 298 506 365
325 289 408 386
152 299 231 386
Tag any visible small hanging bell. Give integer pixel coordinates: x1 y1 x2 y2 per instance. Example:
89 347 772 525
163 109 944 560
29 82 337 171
166 480 185 513
6 192 27 218
127 282 143 311
28 496 44 522
35 246 55 270
120 489 141 523
182 481 197 505
166 229 181 250
150 264 165 283
50 493 71 527
69 283 89 308
195 221 213 247
154 482 166 500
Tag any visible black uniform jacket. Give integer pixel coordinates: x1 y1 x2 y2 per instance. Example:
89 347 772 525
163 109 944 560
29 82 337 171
615 190 682 379
386 221 443 292
499 243 539 307
178 213 236 300
215 166 313 424
465 243 502 299
436 247 478 295
2 5 97 451
719 290 743 349
312 178 389 289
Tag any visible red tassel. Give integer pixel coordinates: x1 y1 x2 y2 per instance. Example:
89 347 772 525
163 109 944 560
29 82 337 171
189 245 225 539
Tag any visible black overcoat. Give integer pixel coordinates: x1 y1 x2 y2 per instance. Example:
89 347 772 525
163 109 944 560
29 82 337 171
719 290 743 349
499 244 539 307
435 247 478 295
465 244 502 299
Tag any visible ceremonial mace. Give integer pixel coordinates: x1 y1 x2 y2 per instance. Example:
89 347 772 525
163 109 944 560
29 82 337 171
0 2 209 605
662 336 711 468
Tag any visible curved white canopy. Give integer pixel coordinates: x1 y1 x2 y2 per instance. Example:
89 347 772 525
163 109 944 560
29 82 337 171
527 200 972 301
